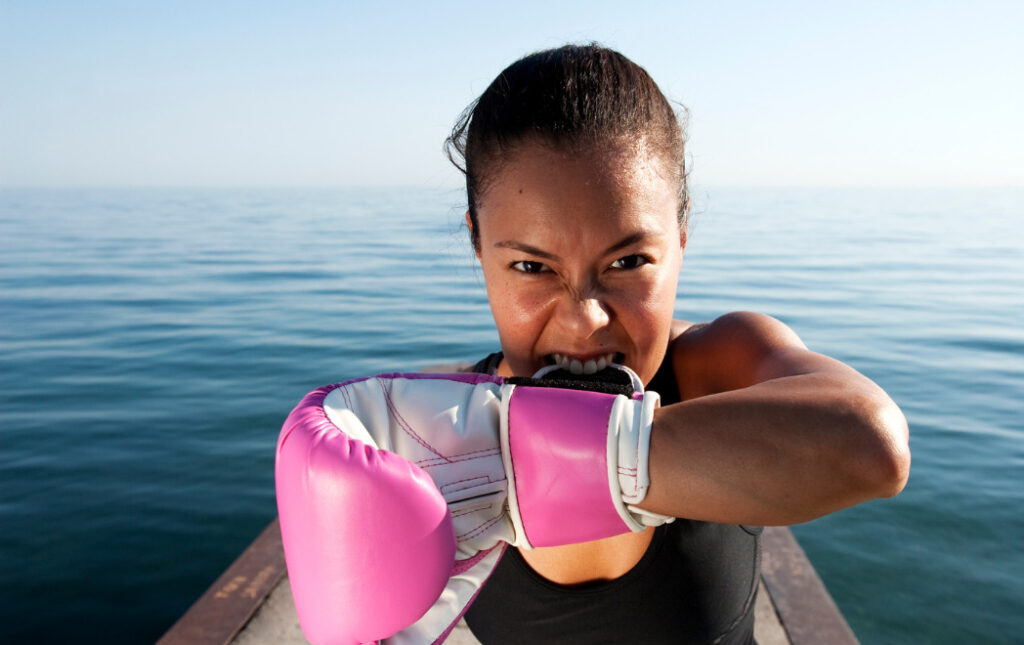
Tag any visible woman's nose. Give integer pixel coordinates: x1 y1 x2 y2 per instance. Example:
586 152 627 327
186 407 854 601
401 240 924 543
557 294 611 337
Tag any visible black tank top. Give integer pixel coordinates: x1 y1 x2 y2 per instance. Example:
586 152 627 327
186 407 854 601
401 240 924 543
464 352 761 644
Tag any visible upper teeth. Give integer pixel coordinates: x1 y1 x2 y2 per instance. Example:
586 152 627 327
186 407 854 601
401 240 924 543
551 353 616 375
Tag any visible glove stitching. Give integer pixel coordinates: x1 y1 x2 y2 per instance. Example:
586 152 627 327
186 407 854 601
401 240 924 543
437 473 504 491
339 382 354 410
377 378 447 458
620 439 640 498
450 504 492 518
451 544 500 576
457 513 505 541
415 447 501 467
619 465 639 497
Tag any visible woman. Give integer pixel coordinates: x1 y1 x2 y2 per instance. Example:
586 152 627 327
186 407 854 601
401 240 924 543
275 43 910 645
447 44 910 643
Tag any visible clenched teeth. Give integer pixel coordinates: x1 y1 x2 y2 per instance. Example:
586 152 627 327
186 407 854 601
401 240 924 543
549 352 617 375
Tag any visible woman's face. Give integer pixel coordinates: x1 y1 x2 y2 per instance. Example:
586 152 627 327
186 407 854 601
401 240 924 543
473 141 684 385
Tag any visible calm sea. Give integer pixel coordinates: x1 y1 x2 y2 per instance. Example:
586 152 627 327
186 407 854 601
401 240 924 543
1 187 1021 644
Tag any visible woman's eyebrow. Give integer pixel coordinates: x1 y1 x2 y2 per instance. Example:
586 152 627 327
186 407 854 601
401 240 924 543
494 232 651 259
603 232 649 255
493 240 561 261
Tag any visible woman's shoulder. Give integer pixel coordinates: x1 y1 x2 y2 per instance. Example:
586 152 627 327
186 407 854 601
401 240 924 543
668 312 804 399
672 311 800 346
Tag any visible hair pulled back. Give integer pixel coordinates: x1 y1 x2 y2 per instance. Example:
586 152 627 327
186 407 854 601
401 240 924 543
446 44 689 252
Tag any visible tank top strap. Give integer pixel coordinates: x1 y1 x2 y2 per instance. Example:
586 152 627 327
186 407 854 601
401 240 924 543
470 351 503 376
646 346 681 405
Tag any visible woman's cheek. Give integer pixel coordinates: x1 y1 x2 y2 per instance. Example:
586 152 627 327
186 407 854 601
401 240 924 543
651 267 681 308
613 275 673 316
507 288 557 326
487 279 551 332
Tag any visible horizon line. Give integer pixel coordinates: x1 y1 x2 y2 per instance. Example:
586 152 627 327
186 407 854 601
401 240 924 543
2 183 1023 191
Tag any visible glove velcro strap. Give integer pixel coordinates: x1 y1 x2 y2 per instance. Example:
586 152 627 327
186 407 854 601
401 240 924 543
500 384 637 549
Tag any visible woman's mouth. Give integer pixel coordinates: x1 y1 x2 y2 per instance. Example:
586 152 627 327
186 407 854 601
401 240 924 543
548 352 621 375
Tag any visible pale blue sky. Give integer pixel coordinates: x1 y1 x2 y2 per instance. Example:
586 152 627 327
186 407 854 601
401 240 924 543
1 1 1021 188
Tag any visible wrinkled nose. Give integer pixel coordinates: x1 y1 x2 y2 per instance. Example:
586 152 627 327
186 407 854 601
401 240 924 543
557 294 611 337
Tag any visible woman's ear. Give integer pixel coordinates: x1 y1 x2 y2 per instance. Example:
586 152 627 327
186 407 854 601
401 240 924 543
679 196 690 257
465 211 481 259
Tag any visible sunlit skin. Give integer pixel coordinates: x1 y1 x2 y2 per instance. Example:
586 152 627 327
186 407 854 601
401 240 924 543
471 139 911 585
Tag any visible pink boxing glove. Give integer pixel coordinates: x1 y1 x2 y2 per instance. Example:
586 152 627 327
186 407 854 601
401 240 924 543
274 385 459 645
275 366 672 645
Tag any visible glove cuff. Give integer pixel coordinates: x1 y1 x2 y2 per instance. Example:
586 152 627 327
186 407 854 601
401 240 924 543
611 390 675 529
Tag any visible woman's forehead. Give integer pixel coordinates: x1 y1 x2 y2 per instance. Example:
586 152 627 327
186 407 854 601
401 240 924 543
497 136 671 182
476 141 679 235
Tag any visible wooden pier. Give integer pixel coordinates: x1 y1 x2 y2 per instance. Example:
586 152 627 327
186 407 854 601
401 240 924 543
158 518 857 644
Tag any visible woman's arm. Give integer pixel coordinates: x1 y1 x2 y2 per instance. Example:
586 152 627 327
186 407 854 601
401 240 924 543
640 311 910 526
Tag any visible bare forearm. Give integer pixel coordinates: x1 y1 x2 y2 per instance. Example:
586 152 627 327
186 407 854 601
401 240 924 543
640 372 910 526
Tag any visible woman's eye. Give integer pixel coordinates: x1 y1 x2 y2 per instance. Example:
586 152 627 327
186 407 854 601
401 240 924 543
511 260 549 274
610 254 650 270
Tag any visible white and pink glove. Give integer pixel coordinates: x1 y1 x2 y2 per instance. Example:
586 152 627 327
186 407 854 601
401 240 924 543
275 365 672 645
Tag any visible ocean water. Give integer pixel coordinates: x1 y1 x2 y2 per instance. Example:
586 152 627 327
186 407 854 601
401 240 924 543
1 186 1021 644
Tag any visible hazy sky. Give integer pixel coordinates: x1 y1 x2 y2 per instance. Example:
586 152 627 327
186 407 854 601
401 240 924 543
2 1 1021 188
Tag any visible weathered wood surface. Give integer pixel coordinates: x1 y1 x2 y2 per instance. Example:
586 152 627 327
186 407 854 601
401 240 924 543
158 521 857 644
760 526 859 644
157 519 287 645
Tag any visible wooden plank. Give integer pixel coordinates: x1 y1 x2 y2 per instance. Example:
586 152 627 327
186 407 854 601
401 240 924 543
228 576 791 645
158 519 287 645
754 579 791 645
163 522 857 644
760 526 858 645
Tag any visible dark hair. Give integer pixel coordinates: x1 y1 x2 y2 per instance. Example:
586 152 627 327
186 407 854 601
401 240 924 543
445 44 689 251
